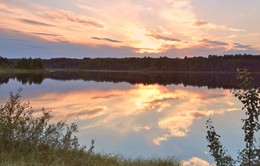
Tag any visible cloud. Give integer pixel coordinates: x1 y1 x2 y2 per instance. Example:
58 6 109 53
153 136 170 146
0 1 108 46
91 94 119 99
147 97 177 105
157 116 193 138
133 125 151 132
0 28 137 58
194 20 209 27
91 37 122 43
66 107 106 119
217 48 260 56
153 107 239 145
156 44 260 58
72 19 103 29
0 29 49 49
150 88 240 145
233 43 252 49
143 97 177 112
201 39 228 46
181 157 214 166
201 93 226 100
149 32 181 42
0 2 5 8
0 2 12 14
19 18 55 27
191 112 207 118
38 10 104 29
3 32 251 59
31 32 61 37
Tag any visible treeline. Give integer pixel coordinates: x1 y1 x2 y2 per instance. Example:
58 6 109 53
2 54 260 72
0 57 44 69
0 56 9 67
43 54 260 72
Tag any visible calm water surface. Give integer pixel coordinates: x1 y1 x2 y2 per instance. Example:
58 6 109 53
0 72 251 164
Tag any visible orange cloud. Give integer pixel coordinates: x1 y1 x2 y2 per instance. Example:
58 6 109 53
0 2 6 9
66 107 107 120
149 31 181 42
19 18 55 27
194 20 209 27
37 10 104 29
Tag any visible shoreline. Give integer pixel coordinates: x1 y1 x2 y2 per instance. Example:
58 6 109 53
0 68 251 74
0 68 49 74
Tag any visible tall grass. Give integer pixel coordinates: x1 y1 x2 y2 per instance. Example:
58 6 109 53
0 90 180 166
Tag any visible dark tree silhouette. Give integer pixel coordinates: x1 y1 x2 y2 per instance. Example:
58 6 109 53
43 54 260 72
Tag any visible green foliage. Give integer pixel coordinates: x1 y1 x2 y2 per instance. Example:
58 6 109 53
0 89 88 165
0 90 180 165
15 58 44 69
0 56 9 67
234 69 260 165
206 119 235 165
206 68 260 166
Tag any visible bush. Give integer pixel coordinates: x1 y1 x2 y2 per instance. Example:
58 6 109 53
0 89 90 165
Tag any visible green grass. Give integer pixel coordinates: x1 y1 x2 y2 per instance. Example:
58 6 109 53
0 153 180 166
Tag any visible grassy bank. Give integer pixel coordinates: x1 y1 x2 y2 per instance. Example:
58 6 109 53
1 153 180 166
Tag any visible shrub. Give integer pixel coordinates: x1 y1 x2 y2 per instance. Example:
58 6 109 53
0 89 88 165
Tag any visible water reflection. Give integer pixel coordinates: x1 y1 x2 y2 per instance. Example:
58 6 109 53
25 84 241 146
0 73 44 85
0 74 247 164
2 71 260 88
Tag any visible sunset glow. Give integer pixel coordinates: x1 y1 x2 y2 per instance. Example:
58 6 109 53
18 84 242 146
0 0 259 58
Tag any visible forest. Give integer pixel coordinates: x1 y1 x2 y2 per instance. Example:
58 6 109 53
43 54 260 72
0 57 44 69
1 54 260 72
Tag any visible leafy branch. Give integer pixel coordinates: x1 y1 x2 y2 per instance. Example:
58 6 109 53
206 68 260 166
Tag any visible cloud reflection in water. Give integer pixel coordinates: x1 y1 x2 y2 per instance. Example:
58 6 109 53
26 84 241 147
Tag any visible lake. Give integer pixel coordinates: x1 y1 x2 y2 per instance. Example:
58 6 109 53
0 71 256 164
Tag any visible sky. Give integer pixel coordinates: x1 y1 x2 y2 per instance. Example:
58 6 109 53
0 0 259 58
